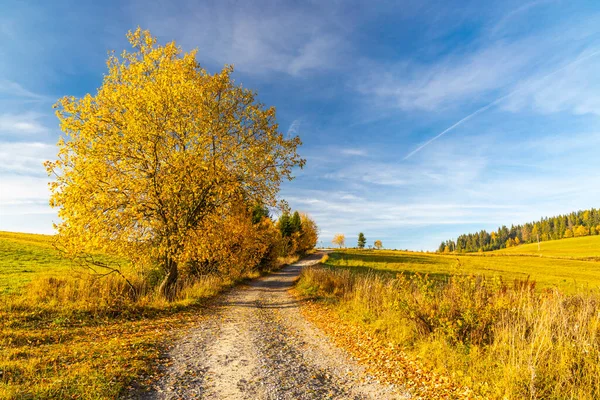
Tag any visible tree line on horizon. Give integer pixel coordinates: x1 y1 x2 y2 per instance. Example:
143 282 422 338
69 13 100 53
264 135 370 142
439 208 600 253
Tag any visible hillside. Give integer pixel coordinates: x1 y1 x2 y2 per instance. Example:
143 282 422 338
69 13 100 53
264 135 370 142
0 231 71 294
492 235 600 259
439 208 600 253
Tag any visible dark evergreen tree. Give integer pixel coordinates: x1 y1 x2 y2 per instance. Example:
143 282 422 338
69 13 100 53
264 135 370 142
251 203 270 224
278 212 292 237
290 211 302 234
357 232 366 249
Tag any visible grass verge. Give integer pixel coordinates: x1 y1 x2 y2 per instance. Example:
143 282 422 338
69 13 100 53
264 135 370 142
1 248 299 399
296 263 600 399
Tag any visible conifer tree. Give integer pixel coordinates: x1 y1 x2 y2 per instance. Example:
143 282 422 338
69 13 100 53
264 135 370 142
357 232 366 249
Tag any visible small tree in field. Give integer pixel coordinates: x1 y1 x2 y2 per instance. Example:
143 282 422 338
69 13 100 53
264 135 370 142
46 28 304 300
374 240 382 250
332 234 345 248
357 232 366 249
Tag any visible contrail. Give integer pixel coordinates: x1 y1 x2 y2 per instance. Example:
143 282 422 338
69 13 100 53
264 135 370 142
403 48 600 160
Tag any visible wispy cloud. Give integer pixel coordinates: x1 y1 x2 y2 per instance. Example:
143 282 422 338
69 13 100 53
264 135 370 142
287 119 301 136
490 0 556 37
355 41 533 112
355 11 600 117
0 113 49 136
327 147 488 188
403 47 600 159
0 80 51 102
0 141 55 176
340 148 367 156
132 0 348 76
502 49 600 116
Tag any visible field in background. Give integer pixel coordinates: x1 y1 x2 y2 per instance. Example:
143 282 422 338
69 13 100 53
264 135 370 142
325 235 600 293
492 234 600 258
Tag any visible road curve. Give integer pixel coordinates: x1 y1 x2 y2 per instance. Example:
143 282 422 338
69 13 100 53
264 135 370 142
136 253 406 399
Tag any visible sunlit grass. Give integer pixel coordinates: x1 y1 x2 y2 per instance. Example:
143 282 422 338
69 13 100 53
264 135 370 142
325 238 600 293
298 255 600 399
0 231 296 399
492 234 600 258
0 231 72 294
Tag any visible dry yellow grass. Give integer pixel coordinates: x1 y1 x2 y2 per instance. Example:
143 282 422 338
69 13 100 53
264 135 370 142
297 264 600 399
0 231 297 399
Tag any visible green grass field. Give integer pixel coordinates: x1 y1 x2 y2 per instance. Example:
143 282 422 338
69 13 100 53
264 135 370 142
492 234 600 258
325 235 600 293
0 231 74 294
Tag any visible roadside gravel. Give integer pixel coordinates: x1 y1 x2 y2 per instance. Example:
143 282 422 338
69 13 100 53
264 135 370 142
135 253 408 399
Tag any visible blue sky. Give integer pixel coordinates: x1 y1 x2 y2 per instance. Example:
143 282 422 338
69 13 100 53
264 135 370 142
1 0 599 250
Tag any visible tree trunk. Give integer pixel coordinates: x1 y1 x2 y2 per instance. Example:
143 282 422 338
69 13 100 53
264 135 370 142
159 258 178 301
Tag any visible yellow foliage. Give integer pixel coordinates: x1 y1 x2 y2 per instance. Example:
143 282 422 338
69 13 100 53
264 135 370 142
332 233 345 248
45 28 304 298
297 213 319 253
564 228 574 238
574 225 590 237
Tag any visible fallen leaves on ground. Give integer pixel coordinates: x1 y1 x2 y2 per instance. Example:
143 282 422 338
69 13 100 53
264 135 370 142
296 294 479 399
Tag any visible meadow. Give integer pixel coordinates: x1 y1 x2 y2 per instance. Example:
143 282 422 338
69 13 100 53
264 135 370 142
0 232 72 294
326 234 600 293
0 231 297 399
298 235 600 399
492 234 600 259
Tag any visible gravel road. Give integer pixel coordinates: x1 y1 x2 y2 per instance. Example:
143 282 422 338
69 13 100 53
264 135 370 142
135 253 407 399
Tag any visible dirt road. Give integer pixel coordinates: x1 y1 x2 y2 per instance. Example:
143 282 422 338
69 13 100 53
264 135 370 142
138 253 407 399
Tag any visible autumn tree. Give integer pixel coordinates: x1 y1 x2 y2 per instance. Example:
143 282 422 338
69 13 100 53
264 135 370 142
357 232 366 249
564 228 573 238
46 28 304 300
574 225 589 237
296 213 319 254
374 240 382 250
332 234 345 248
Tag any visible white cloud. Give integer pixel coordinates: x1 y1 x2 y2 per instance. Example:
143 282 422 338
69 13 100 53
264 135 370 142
340 148 367 156
489 0 556 37
0 141 55 176
0 142 55 231
0 175 51 205
132 0 347 76
326 150 488 188
356 41 534 111
355 13 600 113
0 80 50 102
502 50 600 116
0 113 49 135
287 119 301 136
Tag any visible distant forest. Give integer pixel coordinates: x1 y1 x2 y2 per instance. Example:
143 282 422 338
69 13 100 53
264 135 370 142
439 208 600 253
